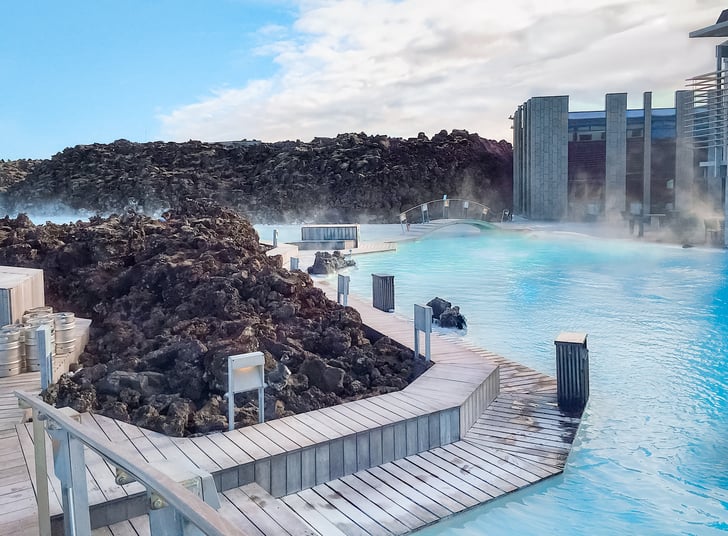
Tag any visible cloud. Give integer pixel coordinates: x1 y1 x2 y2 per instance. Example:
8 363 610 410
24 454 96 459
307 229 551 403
159 0 726 143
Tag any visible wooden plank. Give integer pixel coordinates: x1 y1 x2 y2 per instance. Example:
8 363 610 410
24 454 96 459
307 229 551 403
128 514 151 536
270 417 329 445
393 457 482 507
217 493 265 536
285 451 302 494
326 478 410 534
78 415 129 501
465 426 571 452
451 439 556 478
224 429 271 460
237 426 286 456
205 432 255 466
462 437 565 469
253 422 305 451
301 447 316 489
281 494 346 536
365 394 422 419
189 435 238 469
365 466 453 519
417 449 505 498
106 518 140 536
289 413 340 440
89 415 129 445
82 446 127 503
296 487 368 536
443 441 548 482
469 420 574 444
239 483 318 536
224 487 291 536
316 406 368 433
310 483 389 536
168 436 220 474
341 473 429 530
340 399 397 426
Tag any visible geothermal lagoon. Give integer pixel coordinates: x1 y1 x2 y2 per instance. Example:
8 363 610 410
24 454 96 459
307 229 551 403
258 223 728 535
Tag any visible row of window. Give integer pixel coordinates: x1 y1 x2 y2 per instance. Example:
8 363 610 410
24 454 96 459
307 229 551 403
569 129 644 142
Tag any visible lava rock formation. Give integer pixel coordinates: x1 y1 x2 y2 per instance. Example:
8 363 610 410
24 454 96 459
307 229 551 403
0 130 512 223
0 201 426 436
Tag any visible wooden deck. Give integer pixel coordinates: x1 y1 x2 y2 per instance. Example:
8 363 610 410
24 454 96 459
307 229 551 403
0 279 581 536
277 335 579 535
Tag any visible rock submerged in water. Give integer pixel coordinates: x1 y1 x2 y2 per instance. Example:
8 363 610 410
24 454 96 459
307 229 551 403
307 250 356 275
0 200 427 436
426 296 467 330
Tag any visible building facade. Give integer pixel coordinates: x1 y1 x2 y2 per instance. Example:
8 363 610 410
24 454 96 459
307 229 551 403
513 10 728 247
512 91 696 222
688 10 728 246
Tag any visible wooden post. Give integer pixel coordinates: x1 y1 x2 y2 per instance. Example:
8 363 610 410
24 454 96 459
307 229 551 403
414 304 432 361
554 332 589 413
337 274 350 306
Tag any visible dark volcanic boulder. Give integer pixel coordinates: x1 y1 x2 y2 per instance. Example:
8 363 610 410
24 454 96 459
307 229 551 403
0 201 426 436
427 296 467 329
439 306 467 329
426 297 452 319
307 251 356 275
0 130 512 223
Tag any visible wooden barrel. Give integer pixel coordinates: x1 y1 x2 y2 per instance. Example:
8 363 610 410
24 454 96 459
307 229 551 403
0 325 23 377
53 312 76 355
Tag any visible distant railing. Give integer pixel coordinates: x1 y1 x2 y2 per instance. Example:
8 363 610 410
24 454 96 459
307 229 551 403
399 198 491 224
15 390 248 536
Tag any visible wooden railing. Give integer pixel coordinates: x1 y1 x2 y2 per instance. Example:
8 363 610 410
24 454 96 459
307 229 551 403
15 390 248 536
399 198 491 224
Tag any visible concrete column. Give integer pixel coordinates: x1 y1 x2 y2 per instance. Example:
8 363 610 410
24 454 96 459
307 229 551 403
525 96 569 220
643 92 653 215
512 106 522 215
605 93 628 220
674 90 695 215
525 99 532 217
704 85 723 212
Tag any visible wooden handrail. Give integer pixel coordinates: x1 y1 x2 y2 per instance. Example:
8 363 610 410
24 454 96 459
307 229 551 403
15 390 249 536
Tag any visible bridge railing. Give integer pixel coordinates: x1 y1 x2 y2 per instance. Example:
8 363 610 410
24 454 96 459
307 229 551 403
15 390 249 536
399 198 491 224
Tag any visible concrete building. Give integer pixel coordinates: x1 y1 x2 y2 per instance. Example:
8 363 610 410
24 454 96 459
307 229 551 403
512 91 696 222
512 10 728 247
688 10 728 246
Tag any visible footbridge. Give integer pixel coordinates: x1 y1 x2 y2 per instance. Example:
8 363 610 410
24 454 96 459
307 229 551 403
399 198 497 239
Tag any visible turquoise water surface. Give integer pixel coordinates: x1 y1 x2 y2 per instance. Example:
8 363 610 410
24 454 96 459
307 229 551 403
338 228 728 535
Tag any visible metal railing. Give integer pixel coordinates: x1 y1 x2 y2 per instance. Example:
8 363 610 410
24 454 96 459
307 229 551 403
399 198 491 224
15 390 248 536
686 69 728 149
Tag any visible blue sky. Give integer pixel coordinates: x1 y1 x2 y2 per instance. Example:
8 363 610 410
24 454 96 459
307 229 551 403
1 0 724 160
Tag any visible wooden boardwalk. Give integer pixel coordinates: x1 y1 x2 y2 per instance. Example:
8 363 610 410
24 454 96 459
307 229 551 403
277 335 579 535
0 278 580 536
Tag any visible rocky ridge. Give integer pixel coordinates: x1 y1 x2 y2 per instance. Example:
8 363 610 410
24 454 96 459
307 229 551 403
0 130 512 223
0 202 426 436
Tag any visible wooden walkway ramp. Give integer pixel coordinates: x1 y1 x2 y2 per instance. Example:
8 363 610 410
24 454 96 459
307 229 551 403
276 336 579 535
0 279 581 536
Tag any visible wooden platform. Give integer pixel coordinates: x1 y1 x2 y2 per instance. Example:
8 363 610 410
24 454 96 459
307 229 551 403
0 279 581 536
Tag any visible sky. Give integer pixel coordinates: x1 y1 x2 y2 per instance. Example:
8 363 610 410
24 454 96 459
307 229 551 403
1 0 726 160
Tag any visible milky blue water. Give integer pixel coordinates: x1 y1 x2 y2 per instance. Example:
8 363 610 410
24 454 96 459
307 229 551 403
337 227 728 536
